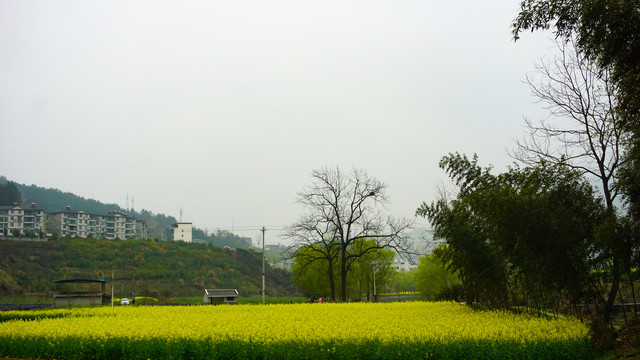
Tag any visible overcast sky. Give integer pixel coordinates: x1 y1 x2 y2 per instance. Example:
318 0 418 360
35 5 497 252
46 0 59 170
1 1 556 244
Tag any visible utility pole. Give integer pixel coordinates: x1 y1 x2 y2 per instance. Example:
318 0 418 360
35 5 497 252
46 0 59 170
373 267 376 303
111 268 114 307
261 226 266 305
371 261 378 303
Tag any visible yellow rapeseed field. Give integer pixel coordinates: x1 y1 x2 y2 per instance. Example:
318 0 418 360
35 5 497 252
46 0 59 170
0 301 592 359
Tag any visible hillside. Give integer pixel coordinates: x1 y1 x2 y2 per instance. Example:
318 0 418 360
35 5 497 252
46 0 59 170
0 176 177 239
0 176 252 248
0 238 299 300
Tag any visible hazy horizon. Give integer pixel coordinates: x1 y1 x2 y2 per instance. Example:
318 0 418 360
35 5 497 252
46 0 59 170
1 1 556 244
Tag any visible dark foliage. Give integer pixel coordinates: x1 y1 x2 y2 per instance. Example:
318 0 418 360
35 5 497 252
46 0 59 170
417 153 610 317
0 180 22 206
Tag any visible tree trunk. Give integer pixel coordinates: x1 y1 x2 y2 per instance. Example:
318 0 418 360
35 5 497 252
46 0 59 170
618 281 628 325
340 248 348 302
327 261 336 301
629 269 638 320
603 265 621 326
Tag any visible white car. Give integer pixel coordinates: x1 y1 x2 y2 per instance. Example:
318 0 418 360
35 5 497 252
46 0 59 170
120 298 130 305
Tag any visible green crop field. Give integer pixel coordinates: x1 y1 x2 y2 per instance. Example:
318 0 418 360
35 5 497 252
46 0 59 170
0 301 592 359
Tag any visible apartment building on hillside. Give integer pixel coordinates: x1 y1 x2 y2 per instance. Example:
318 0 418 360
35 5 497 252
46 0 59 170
135 219 149 239
48 206 146 239
0 202 47 236
171 222 192 242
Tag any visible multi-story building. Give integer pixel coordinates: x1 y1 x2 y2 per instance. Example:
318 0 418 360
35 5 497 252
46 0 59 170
392 256 418 272
171 222 192 242
0 203 47 236
135 219 149 240
48 206 145 240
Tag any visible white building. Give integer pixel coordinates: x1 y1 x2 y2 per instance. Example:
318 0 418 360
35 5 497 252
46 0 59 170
171 222 192 242
0 203 47 236
48 206 144 239
392 256 418 272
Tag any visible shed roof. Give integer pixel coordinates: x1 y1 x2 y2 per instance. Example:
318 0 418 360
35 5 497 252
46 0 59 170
204 289 238 297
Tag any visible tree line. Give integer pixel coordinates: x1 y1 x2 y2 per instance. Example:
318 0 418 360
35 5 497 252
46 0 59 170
287 1 640 332
418 155 628 319
0 180 21 206
192 228 252 249
409 0 640 327
291 238 397 302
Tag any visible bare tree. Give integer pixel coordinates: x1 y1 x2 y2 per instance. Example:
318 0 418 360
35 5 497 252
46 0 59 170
511 37 626 209
283 213 341 300
511 36 631 323
284 166 413 302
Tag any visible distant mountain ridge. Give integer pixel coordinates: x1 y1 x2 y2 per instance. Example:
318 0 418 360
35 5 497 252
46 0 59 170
0 176 252 248
0 175 177 239
0 176 125 213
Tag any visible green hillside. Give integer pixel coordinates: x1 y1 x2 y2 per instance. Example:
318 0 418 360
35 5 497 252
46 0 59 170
0 176 252 248
0 176 177 239
0 238 299 301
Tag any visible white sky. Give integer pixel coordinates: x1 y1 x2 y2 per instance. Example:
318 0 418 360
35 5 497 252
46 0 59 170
1 0 556 244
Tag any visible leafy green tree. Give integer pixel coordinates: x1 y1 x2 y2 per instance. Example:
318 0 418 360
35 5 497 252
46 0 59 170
210 230 252 249
291 245 334 298
417 154 510 306
347 239 395 301
287 235 340 300
389 269 416 294
415 249 461 301
488 162 605 314
418 153 607 315
291 238 395 301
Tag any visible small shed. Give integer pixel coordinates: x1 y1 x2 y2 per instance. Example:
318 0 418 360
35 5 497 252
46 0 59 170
203 289 239 305
53 278 111 307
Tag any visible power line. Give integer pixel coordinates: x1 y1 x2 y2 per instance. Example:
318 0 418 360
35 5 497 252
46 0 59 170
200 226 286 233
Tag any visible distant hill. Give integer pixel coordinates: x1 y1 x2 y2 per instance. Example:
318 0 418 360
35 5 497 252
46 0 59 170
0 175 177 239
0 176 252 248
15 183 130 218
0 238 299 299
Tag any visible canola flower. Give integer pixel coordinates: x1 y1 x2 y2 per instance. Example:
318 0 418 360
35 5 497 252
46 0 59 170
0 302 592 359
